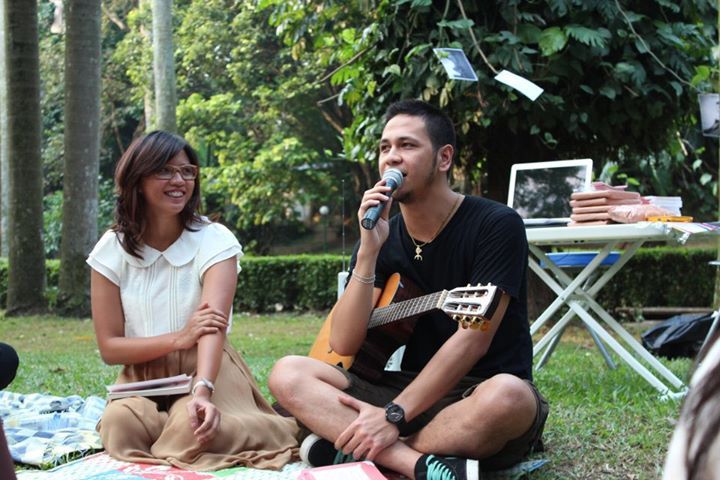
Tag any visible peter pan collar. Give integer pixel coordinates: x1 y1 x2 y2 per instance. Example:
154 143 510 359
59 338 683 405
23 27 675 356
120 221 208 268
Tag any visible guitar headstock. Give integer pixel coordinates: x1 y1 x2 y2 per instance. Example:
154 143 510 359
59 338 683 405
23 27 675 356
442 283 501 331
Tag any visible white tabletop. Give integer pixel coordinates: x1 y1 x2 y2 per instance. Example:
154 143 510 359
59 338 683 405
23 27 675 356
525 222 680 246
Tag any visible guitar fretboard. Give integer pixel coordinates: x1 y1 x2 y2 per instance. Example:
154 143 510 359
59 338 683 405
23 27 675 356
369 290 448 329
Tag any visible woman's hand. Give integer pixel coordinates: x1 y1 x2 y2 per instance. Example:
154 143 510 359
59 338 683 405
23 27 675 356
186 393 221 444
174 302 228 350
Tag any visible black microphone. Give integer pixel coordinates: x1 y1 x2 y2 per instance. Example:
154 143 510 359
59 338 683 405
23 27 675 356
361 168 404 230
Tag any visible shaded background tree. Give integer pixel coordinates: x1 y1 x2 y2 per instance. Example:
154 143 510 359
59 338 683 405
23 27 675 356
5 0 46 315
57 0 102 316
0 0 8 257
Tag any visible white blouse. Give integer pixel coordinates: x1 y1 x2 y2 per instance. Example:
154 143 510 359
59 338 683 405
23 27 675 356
86 221 243 338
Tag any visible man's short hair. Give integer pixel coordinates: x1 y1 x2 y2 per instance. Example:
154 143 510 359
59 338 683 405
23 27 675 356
385 100 456 154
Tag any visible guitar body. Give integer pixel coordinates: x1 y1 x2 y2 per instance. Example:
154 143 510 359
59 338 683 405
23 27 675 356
308 273 424 380
308 274 499 382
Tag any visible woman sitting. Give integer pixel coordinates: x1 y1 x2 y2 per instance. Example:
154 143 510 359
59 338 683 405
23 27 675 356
87 131 298 471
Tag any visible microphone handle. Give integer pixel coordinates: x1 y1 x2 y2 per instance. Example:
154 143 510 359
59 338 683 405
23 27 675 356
361 203 384 230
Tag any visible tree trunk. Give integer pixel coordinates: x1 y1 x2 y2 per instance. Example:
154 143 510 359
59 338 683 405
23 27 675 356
58 0 101 316
139 0 154 131
5 0 46 315
151 0 176 132
0 0 9 257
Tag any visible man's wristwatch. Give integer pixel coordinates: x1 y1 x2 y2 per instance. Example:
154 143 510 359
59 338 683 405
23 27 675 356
191 377 215 397
384 402 406 427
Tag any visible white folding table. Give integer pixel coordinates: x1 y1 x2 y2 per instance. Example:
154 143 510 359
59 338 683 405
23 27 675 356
526 222 718 397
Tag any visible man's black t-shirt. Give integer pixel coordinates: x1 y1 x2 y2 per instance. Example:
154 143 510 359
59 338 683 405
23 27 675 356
349 196 532 380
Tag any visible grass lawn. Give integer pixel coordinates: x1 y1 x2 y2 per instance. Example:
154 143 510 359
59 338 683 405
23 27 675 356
0 313 691 479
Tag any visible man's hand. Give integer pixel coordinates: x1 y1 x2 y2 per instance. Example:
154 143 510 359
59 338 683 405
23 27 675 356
186 393 221 444
174 302 228 350
334 394 400 461
357 180 394 252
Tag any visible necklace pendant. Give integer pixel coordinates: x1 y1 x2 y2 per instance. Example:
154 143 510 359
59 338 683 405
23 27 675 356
414 245 423 261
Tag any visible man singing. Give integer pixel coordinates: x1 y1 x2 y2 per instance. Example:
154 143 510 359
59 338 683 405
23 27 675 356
269 99 547 480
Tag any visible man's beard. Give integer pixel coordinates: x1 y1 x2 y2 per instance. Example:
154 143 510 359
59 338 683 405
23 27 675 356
393 168 435 204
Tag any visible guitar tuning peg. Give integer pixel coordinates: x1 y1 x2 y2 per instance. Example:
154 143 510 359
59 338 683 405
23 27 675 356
480 320 490 332
470 322 480 330
467 283 471 287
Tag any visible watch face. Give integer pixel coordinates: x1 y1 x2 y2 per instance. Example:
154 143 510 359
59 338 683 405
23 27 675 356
386 403 405 424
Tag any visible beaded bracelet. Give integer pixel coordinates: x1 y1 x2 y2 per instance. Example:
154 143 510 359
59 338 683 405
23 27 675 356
351 271 376 285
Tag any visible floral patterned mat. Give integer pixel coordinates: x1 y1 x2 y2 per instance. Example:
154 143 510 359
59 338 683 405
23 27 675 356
16 451 547 480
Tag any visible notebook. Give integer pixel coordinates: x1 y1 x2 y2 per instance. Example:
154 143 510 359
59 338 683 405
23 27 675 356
507 159 593 226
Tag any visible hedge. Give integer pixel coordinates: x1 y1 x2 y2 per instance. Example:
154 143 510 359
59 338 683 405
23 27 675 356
596 247 714 309
0 248 714 314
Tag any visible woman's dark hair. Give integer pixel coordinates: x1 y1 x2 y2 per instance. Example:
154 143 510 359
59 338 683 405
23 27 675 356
112 130 202 258
683 328 720 478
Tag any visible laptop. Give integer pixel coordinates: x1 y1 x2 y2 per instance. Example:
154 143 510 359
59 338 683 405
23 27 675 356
507 159 593 226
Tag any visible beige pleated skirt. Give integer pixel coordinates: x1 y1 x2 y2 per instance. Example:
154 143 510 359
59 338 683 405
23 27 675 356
98 342 299 471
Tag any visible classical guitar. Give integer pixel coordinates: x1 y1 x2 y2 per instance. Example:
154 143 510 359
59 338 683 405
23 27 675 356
308 273 501 381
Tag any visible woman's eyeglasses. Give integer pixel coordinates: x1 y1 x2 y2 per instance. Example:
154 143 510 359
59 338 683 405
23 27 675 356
153 164 198 180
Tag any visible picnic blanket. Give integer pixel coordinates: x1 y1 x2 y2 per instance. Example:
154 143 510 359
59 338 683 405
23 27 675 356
16 452 307 479
0 391 105 466
3 392 547 478
17 452 547 480
15 451 547 479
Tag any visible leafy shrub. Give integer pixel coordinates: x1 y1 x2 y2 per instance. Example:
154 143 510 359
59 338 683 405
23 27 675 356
235 255 344 312
0 249 714 314
597 247 715 309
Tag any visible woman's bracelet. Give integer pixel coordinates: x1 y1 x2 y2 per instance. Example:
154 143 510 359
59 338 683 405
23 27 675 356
351 271 375 285
192 377 215 397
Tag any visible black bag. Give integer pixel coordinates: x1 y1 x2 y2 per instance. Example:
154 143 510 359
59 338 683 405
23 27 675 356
641 313 715 359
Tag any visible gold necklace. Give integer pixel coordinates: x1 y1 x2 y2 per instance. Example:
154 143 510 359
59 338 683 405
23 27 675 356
409 194 463 261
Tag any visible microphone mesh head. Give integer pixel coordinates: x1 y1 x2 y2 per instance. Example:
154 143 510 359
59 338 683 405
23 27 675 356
383 168 404 188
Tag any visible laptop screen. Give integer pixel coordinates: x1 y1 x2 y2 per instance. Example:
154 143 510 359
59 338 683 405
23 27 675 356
507 159 593 225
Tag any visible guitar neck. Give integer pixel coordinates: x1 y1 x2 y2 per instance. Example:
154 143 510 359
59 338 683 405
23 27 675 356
369 290 448 329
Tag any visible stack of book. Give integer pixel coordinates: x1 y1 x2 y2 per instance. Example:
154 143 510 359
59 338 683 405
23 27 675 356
106 374 192 400
569 187 642 226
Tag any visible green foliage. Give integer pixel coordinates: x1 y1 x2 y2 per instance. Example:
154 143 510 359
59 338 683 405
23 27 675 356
43 192 63 258
42 179 116 259
263 0 717 214
169 0 343 251
110 2 153 109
